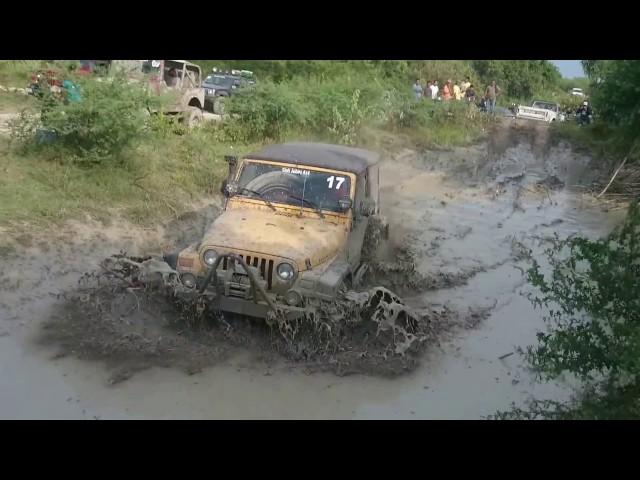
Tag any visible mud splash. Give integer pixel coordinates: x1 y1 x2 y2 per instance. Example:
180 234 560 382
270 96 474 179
39 251 455 381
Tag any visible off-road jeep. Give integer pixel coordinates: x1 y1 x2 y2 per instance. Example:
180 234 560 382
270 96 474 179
165 142 385 321
140 60 205 128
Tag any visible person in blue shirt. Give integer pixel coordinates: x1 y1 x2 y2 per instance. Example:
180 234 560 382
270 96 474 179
412 79 423 100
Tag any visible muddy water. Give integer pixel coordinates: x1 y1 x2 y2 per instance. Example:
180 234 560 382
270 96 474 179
0 123 627 419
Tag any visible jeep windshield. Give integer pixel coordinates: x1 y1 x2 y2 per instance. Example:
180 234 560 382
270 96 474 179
236 161 352 214
532 101 558 112
204 75 235 87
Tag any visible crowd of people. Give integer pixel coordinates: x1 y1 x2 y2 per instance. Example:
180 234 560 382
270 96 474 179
412 77 501 113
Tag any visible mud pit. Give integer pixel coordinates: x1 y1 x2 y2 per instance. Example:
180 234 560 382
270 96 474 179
40 252 452 382
0 121 629 419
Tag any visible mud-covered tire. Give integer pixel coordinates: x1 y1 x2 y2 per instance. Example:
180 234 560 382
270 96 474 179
212 96 227 115
185 107 203 129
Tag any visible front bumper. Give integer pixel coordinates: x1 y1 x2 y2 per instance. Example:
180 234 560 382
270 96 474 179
203 294 306 320
176 253 306 321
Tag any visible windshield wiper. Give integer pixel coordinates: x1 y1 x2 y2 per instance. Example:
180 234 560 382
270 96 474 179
237 187 276 211
287 195 325 219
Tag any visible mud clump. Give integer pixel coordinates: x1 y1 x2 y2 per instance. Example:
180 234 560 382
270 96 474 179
364 245 485 293
39 257 454 382
536 175 565 190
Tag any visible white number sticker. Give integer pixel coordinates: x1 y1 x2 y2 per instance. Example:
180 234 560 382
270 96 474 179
326 176 346 190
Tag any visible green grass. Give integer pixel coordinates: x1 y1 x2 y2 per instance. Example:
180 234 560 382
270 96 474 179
551 121 634 165
0 78 489 233
0 92 39 113
0 130 260 230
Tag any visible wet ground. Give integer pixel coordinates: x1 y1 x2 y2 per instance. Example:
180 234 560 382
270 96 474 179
0 121 628 419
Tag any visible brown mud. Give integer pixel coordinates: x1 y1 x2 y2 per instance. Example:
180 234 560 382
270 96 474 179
0 120 629 418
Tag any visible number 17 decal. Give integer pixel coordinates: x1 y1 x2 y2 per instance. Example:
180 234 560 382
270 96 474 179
326 176 346 190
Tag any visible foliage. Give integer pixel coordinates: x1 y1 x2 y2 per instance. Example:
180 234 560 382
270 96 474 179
472 60 562 100
496 203 640 419
576 60 640 163
10 75 163 165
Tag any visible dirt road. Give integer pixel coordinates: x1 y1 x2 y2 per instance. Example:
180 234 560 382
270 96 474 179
0 122 627 419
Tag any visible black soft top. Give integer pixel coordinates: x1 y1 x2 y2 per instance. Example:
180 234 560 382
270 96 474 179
245 142 380 174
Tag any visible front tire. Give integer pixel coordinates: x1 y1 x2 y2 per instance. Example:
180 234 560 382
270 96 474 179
185 107 203 129
213 96 227 115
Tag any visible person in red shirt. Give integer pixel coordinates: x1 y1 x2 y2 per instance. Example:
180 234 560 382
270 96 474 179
442 79 453 101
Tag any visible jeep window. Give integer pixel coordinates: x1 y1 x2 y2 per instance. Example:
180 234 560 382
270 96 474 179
532 101 557 112
204 75 234 87
237 161 352 213
141 60 162 74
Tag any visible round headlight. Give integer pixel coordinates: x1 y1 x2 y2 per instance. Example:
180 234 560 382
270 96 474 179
285 290 302 306
181 273 196 289
276 262 295 281
203 249 218 267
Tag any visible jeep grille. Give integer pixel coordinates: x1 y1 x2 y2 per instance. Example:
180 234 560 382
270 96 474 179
222 255 274 290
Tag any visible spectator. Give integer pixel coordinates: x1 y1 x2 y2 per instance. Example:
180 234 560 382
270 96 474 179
412 79 423 100
430 80 439 100
465 84 476 103
461 76 471 94
453 81 462 100
443 79 452 101
424 81 433 98
484 80 500 114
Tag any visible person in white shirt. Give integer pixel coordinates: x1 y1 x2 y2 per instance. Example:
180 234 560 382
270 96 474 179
430 80 439 100
461 77 471 94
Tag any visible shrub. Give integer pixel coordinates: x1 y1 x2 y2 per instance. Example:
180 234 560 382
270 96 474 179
11 75 162 165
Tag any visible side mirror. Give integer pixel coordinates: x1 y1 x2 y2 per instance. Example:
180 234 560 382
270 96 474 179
338 198 352 212
223 181 239 198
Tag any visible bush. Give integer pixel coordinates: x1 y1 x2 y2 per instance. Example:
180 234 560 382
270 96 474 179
223 81 312 142
495 203 640 419
11 75 162 165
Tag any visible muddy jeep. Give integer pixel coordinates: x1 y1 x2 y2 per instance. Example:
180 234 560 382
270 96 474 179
140 60 205 128
166 142 386 321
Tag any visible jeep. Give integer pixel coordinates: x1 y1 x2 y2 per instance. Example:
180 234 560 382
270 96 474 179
165 142 384 321
139 60 205 128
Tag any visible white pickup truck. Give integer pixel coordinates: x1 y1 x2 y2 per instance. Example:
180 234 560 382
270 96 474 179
516 100 565 123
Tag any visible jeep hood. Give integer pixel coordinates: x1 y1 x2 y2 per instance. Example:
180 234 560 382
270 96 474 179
200 207 348 270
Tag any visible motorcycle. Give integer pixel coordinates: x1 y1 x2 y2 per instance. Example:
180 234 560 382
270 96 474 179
576 111 593 126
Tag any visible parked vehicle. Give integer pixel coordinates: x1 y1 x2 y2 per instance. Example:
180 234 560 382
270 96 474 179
140 60 205 128
202 71 255 114
516 100 565 123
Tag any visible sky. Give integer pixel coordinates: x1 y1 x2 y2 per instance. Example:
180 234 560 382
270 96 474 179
551 60 585 78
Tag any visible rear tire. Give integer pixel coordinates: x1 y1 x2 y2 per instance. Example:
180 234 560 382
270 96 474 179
185 107 203 129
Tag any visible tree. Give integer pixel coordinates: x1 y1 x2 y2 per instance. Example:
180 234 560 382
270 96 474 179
472 60 562 100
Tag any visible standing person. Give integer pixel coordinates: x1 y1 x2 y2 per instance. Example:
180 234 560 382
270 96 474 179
430 80 439 100
461 76 471 94
453 81 462 100
412 79 423 100
484 80 500 114
442 79 452 101
424 81 433 98
465 84 476 103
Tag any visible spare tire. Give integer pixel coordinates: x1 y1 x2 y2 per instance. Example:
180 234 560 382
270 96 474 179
244 171 304 195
